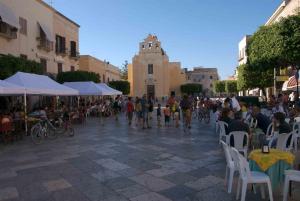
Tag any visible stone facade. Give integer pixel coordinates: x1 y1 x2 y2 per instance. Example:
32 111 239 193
186 67 219 97
79 55 121 83
128 34 186 98
0 0 79 74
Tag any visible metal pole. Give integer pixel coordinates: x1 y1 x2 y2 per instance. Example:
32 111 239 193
297 68 299 102
274 68 277 97
24 92 28 135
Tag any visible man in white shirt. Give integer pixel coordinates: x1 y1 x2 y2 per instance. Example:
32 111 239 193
230 94 241 112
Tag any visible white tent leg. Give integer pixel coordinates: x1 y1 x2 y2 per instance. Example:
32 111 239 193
24 93 28 135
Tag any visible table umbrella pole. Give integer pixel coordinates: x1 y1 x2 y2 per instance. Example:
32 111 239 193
24 92 28 135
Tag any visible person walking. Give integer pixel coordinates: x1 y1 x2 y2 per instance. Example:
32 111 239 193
126 97 134 126
164 105 171 127
157 104 162 127
141 94 149 129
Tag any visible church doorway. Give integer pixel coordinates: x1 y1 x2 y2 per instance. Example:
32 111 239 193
147 85 155 99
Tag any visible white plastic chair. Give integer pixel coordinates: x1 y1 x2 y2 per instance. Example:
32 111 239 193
218 121 229 144
248 117 257 129
269 132 294 151
228 131 249 157
266 123 274 137
231 148 274 201
292 122 300 152
283 170 300 201
294 117 300 123
221 141 238 193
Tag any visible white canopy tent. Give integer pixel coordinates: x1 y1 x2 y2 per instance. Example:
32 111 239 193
5 72 78 96
63 81 105 96
97 83 122 95
5 72 78 134
0 80 25 95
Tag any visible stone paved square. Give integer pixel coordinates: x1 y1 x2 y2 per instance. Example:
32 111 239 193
43 179 72 192
0 187 19 200
0 116 299 201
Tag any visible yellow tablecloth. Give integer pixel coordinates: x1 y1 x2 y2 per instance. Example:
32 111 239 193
249 149 295 171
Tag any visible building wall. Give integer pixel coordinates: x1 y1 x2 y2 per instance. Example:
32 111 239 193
79 55 121 83
266 0 299 25
53 12 79 72
238 35 251 66
0 0 79 74
186 67 219 96
169 62 186 97
130 34 187 98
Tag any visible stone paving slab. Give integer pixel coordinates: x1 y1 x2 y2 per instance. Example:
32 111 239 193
0 116 299 201
0 187 19 200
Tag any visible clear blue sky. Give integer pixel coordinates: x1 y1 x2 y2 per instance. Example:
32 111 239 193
48 0 281 79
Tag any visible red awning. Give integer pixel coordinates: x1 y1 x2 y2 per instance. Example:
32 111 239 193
287 76 300 90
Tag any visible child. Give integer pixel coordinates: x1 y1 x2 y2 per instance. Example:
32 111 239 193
157 104 162 127
164 104 171 127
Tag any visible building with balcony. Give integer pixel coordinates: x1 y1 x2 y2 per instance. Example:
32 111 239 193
0 0 79 74
128 34 186 99
79 55 121 83
186 67 219 97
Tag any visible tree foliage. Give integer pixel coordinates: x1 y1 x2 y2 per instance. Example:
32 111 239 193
247 23 284 70
180 83 202 95
121 60 128 80
56 70 100 83
0 54 43 79
213 80 226 93
108 80 130 95
225 80 237 94
247 14 300 70
237 64 273 91
278 15 300 67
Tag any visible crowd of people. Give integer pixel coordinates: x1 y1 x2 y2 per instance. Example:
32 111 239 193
217 93 300 149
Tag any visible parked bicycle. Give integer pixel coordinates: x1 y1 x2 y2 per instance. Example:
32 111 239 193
30 119 57 144
51 116 75 137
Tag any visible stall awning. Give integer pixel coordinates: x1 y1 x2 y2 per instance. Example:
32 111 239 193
63 81 104 96
38 22 54 42
5 72 78 96
0 2 20 29
0 80 25 95
97 83 122 95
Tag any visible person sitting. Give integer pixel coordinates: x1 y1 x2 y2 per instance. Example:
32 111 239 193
273 112 291 134
228 111 250 147
271 112 292 148
252 106 271 134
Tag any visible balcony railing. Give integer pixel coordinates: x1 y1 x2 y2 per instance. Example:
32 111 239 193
69 50 80 59
0 23 17 39
56 48 67 56
36 37 53 52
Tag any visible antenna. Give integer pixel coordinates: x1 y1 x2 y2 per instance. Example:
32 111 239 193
49 0 54 7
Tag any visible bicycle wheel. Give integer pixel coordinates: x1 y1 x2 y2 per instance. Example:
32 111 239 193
31 123 43 144
47 127 57 139
53 118 65 134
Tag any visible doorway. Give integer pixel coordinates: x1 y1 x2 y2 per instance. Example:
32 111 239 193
147 85 155 99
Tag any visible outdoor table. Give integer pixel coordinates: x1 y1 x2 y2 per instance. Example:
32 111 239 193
249 149 295 189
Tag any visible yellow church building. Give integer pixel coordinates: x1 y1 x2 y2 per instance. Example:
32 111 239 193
128 34 186 99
